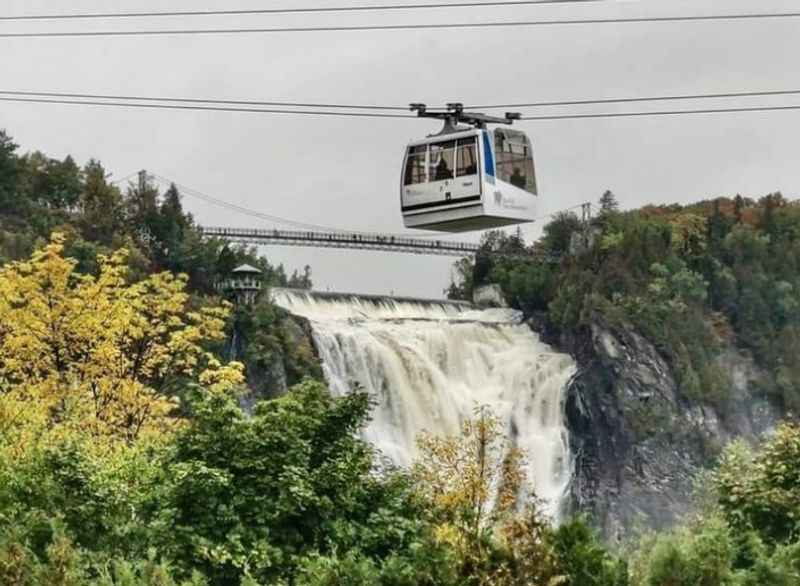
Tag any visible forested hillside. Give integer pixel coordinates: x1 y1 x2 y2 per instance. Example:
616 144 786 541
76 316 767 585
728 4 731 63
2 129 800 584
0 130 311 290
0 129 320 397
452 190 800 413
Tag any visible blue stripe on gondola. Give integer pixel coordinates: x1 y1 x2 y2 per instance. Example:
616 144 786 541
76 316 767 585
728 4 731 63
482 130 495 184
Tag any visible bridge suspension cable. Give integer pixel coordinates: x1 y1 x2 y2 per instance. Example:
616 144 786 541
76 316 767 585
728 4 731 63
2 11 799 38
150 174 455 239
109 171 140 185
151 174 362 232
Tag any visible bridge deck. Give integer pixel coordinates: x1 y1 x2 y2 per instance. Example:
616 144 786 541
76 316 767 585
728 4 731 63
198 226 555 261
199 226 483 257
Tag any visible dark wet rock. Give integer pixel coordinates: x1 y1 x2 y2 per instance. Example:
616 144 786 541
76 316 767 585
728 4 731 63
228 311 321 405
533 316 781 539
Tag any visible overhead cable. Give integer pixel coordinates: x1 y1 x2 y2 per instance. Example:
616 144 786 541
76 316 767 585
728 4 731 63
3 95 800 121
4 88 800 113
2 12 799 38
0 96 414 118
519 104 800 121
0 90 409 111
0 0 604 21
470 88 800 110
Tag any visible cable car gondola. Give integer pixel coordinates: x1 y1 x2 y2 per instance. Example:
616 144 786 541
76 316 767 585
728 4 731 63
401 103 537 233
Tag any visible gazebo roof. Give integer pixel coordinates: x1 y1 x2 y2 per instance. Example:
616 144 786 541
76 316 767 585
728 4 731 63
232 263 262 274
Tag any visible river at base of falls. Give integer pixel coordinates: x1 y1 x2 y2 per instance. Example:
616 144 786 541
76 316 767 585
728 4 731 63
272 289 577 518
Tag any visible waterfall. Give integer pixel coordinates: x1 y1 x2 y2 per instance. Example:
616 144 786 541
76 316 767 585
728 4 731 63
272 288 576 517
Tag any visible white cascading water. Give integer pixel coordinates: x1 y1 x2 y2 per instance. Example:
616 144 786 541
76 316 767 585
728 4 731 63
272 289 576 517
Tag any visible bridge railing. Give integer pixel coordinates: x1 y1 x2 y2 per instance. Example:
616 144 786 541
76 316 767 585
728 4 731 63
199 226 484 254
198 226 557 261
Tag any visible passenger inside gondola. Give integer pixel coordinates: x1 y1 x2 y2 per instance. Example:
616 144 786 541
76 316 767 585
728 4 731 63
435 158 452 180
494 128 537 194
457 138 478 176
510 167 526 189
430 141 455 181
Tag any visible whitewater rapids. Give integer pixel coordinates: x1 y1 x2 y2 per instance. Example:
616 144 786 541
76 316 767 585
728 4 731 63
272 289 576 517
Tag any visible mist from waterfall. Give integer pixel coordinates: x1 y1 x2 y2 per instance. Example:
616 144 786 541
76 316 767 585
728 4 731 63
272 289 576 517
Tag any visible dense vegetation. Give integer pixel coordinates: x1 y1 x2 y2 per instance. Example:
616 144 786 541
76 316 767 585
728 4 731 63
0 129 319 397
3 129 800 584
0 234 622 585
451 190 800 412
1 236 799 584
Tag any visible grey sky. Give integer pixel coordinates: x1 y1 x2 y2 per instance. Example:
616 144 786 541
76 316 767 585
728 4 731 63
2 0 799 297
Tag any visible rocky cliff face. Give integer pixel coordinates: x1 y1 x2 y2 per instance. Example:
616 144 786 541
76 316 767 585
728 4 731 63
228 309 321 403
537 315 781 539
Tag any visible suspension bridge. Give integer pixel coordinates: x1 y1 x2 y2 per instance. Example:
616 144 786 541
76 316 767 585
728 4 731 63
196 225 570 261
147 173 587 260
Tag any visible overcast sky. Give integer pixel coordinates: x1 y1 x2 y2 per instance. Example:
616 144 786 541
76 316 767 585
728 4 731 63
2 0 799 297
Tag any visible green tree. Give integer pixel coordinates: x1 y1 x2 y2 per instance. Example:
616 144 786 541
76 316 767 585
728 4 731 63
79 160 123 245
599 190 619 215
542 211 582 256
759 192 787 239
707 198 733 253
153 183 189 272
715 424 800 544
0 130 18 211
733 194 745 224
553 517 628 586
629 517 735 586
162 380 450 584
17 152 83 210
124 174 161 252
288 265 313 290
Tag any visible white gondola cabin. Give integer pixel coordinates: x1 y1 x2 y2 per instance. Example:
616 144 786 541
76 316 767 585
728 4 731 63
401 106 538 232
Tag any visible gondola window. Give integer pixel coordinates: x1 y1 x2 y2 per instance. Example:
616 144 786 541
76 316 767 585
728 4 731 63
429 141 455 181
494 129 537 195
404 145 427 185
456 137 478 177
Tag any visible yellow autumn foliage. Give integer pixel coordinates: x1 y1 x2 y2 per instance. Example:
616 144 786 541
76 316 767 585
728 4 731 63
670 212 708 254
414 407 524 556
0 234 243 454
414 410 566 585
